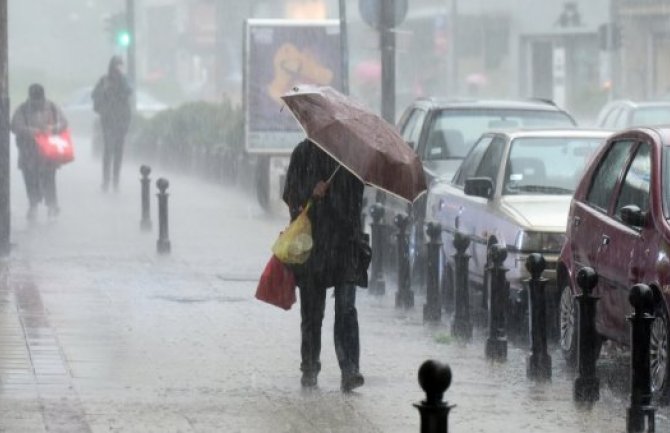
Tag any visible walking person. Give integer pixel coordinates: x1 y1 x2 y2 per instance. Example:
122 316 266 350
282 139 368 392
11 83 68 220
92 55 132 192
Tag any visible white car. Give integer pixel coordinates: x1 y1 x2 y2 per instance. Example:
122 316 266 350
427 129 611 335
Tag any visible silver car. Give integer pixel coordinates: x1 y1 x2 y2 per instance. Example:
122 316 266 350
427 129 611 333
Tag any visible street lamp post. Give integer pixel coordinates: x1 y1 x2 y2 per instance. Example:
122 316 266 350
0 0 10 256
126 0 136 109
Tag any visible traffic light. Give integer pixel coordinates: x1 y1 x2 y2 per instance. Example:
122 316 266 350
104 12 130 48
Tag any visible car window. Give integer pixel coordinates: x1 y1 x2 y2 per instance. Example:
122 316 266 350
614 108 630 130
453 135 494 187
601 107 620 129
503 136 604 195
474 136 506 181
427 108 575 161
401 109 426 150
615 142 651 217
631 106 670 126
586 140 635 212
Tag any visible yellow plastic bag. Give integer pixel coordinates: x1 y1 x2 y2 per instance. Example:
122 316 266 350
272 201 313 264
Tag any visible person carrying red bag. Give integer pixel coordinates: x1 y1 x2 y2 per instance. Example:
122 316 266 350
11 84 69 220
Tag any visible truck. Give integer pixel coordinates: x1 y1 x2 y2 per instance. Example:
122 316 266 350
243 19 342 211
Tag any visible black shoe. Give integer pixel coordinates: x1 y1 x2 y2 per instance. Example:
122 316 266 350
301 372 318 388
341 372 364 392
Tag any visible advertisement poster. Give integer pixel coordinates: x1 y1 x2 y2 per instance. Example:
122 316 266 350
245 19 342 153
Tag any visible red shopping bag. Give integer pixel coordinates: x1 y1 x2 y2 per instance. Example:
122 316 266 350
255 255 297 310
34 129 74 164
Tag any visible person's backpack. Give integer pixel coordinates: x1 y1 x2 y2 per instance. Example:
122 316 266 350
92 77 107 114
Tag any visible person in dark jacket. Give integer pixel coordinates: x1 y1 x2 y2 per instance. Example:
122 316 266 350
11 83 68 220
282 139 367 392
92 55 132 192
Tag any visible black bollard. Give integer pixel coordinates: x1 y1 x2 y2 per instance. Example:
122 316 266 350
424 222 442 323
451 231 472 341
156 178 171 255
369 203 386 295
140 165 152 231
573 267 600 403
627 284 656 433
395 213 414 308
414 360 454 433
485 244 508 362
526 253 552 381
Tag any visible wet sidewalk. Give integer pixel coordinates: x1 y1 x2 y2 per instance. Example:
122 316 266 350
0 151 667 432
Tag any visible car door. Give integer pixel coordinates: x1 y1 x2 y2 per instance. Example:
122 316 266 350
595 142 651 339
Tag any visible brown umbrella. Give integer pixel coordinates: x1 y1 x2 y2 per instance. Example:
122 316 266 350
280 85 427 203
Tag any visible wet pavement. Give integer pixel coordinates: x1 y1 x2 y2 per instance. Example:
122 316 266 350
0 146 668 432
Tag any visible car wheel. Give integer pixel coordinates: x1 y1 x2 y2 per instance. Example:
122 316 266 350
559 284 578 368
651 302 670 401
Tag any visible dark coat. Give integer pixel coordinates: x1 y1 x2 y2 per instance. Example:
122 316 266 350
92 67 132 134
282 139 366 290
10 100 68 170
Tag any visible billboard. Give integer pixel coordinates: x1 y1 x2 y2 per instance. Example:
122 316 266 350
244 19 342 154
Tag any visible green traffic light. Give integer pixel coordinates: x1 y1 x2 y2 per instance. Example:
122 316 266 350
116 30 131 47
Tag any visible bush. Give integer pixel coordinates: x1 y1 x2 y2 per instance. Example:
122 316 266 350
130 98 244 179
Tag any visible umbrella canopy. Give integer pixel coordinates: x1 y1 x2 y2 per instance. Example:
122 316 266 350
281 85 427 203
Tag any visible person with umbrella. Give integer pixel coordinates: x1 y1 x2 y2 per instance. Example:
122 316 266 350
280 85 427 391
283 139 367 391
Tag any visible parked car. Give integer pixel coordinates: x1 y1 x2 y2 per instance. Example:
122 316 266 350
558 126 670 400
427 129 610 334
595 100 670 130
374 98 578 288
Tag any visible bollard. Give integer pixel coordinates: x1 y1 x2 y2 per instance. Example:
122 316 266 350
451 231 473 341
627 284 656 433
485 244 508 362
424 222 442 323
395 213 414 308
139 165 152 231
414 360 454 433
156 178 171 255
526 253 552 381
573 267 600 403
369 203 386 295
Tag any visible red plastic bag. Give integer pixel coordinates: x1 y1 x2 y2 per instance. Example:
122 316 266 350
34 129 74 164
255 255 297 310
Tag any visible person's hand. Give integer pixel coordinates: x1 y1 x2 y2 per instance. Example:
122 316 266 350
312 180 330 199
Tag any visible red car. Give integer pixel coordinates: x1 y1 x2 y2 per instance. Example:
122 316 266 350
558 127 670 399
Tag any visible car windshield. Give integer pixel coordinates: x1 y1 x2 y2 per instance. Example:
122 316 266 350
632 106 670 126
503 136 604 195
428 108 575 160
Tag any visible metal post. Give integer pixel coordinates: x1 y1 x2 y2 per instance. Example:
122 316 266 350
414 360 453 433
139 165 152 231
125 0 136 105
485 244 508 362
573 267 600 403
395 213 414 308
369 203 386 295
526 253 552 381
156 178 171 254
627 284 656 433
448 0 459 95
424 222 442 323
0 0 9 256
451 231 472 341
380 0 396 124
338 0 349 95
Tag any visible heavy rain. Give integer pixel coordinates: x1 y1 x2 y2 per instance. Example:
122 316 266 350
0 0 669 432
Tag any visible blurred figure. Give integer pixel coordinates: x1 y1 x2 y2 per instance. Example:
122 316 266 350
92 55 132 192
11 83 68 220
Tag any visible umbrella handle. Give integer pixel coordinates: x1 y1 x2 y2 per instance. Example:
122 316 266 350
326 165 341 184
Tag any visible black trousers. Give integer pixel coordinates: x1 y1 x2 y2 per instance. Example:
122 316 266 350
22 160 57 208
101 122 127 189
299 284 360 376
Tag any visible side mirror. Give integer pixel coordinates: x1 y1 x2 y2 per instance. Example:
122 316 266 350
464 177 494 199
406 140 416 151
620 204 647 227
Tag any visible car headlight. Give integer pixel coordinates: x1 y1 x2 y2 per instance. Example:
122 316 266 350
514 231 566 254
